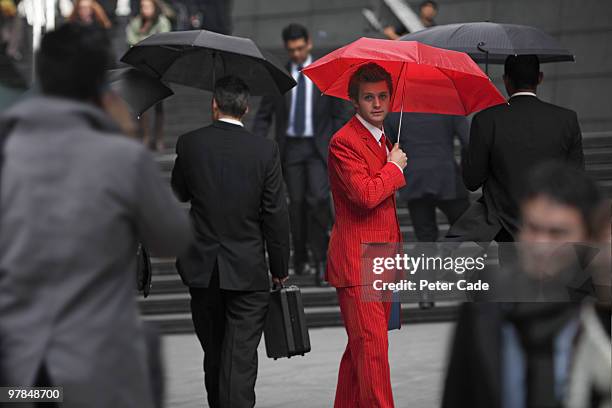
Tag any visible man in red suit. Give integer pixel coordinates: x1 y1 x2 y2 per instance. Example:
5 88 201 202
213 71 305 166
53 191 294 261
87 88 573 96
327 62 408 408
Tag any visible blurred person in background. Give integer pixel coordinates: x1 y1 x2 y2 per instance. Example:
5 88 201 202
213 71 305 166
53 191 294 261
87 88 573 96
447 55 584 266
126 0 171 151
0 0 23 60
0 23 191 407
385 112 470 309
442 162 608 408
383 0 438 40
253 23 349 284
69 0 112 29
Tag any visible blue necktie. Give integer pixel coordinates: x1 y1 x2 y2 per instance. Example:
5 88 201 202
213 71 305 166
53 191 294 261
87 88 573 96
293 65 306 136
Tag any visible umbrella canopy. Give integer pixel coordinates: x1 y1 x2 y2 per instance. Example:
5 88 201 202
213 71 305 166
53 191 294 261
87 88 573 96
400 22 575 64
121 30 296 96
107 67 174 117
303 37 506 117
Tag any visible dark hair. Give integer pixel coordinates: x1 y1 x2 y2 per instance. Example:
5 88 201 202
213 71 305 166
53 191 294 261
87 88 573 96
213 75 250 118
504 54 540 89
282 23 309 43
36 23 111 101
522 162 602 237
419 0 438 10
348 63 393 102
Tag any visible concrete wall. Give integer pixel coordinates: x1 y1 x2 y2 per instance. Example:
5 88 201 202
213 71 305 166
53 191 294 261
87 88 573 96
231 0 612 131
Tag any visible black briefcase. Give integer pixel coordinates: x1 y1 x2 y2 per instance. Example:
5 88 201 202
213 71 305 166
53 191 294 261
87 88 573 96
264 284 311 359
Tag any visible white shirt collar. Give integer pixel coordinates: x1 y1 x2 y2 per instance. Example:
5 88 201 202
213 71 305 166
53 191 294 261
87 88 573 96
510 91 537 98
356 113 384 144
218 117 244 127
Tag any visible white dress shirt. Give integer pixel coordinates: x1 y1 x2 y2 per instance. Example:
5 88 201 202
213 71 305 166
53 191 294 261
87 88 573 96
218 117 244 127
287 55 314 137
355 114 403 173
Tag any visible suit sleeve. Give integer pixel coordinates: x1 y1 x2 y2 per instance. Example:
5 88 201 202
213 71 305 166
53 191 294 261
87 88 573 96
329 136 406 210
462 112 491 191
261 143 290 279
566 111 585 170
171 137 192 202
134 147 193 257
252 95 275 139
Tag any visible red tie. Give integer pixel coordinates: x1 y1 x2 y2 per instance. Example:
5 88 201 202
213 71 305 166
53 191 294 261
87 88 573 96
380 134 387 156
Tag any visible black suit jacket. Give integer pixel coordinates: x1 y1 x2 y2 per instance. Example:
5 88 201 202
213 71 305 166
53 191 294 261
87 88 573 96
252 61 350 164
448 95 584 241
385 112 470 201
171 121 290 291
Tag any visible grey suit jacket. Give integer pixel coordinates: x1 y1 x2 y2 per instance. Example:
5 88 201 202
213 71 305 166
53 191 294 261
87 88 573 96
0 96 191 407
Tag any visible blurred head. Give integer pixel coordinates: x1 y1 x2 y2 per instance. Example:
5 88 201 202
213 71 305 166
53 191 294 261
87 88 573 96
70 0 111 29
419 1 438 25
140 0 159 20
76 0 94 23
348 63 393 128
37 23 111 103
212 75 250 121
520 162 602 243
519 163 602 281
282 24 312 65
503 55 543 96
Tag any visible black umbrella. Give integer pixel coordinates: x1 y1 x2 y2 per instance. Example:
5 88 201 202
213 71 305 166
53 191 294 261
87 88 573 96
120 30 296 95
400 22 574 73
106 67 174 117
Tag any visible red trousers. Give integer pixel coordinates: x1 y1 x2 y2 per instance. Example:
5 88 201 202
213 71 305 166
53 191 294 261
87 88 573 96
334 286 394 408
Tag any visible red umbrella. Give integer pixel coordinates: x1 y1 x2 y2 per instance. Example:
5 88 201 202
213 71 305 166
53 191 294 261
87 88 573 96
303 37 506 140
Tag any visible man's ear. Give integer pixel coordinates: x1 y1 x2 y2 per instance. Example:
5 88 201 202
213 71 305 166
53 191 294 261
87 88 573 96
538 72 544 85
245 105 250 116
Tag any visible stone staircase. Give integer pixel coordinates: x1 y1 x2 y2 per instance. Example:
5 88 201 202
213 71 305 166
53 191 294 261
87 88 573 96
139 85 612 334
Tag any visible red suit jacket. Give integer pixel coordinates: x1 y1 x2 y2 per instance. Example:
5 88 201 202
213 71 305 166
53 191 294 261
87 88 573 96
326 116 406 287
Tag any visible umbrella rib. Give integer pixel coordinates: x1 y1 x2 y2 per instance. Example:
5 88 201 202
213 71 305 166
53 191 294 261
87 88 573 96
437 68 468 115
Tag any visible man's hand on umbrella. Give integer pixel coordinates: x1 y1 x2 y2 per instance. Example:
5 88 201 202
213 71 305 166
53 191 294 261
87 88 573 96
388 143 408 169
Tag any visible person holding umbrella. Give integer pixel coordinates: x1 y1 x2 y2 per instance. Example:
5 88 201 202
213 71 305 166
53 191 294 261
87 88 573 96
302 36 505 407
325 62 407 407
171 75 290 408
447 55 585 264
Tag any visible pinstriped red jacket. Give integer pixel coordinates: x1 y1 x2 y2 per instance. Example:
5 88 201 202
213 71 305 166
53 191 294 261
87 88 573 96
326 116 406 288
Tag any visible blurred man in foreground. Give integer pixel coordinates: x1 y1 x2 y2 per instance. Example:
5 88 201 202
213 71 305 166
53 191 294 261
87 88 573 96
327 63 407 408
442 162 609 408
0 24 191 407
172 75 290 408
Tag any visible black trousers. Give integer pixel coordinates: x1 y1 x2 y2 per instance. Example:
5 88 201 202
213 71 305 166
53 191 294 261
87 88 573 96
283 138 331 267
407 196 470 242
189 267 270 408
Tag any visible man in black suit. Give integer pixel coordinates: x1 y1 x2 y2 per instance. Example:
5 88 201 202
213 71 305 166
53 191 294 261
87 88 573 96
171 76 290 408
385 112 470 242
447 55 584 262
253 23 348 283
386 112 470 309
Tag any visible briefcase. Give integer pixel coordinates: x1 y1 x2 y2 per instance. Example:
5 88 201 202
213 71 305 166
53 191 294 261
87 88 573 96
264 284 311 360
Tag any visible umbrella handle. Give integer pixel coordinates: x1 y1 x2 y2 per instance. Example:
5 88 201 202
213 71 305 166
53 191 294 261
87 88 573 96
396 62 407 145
477 42 489 76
